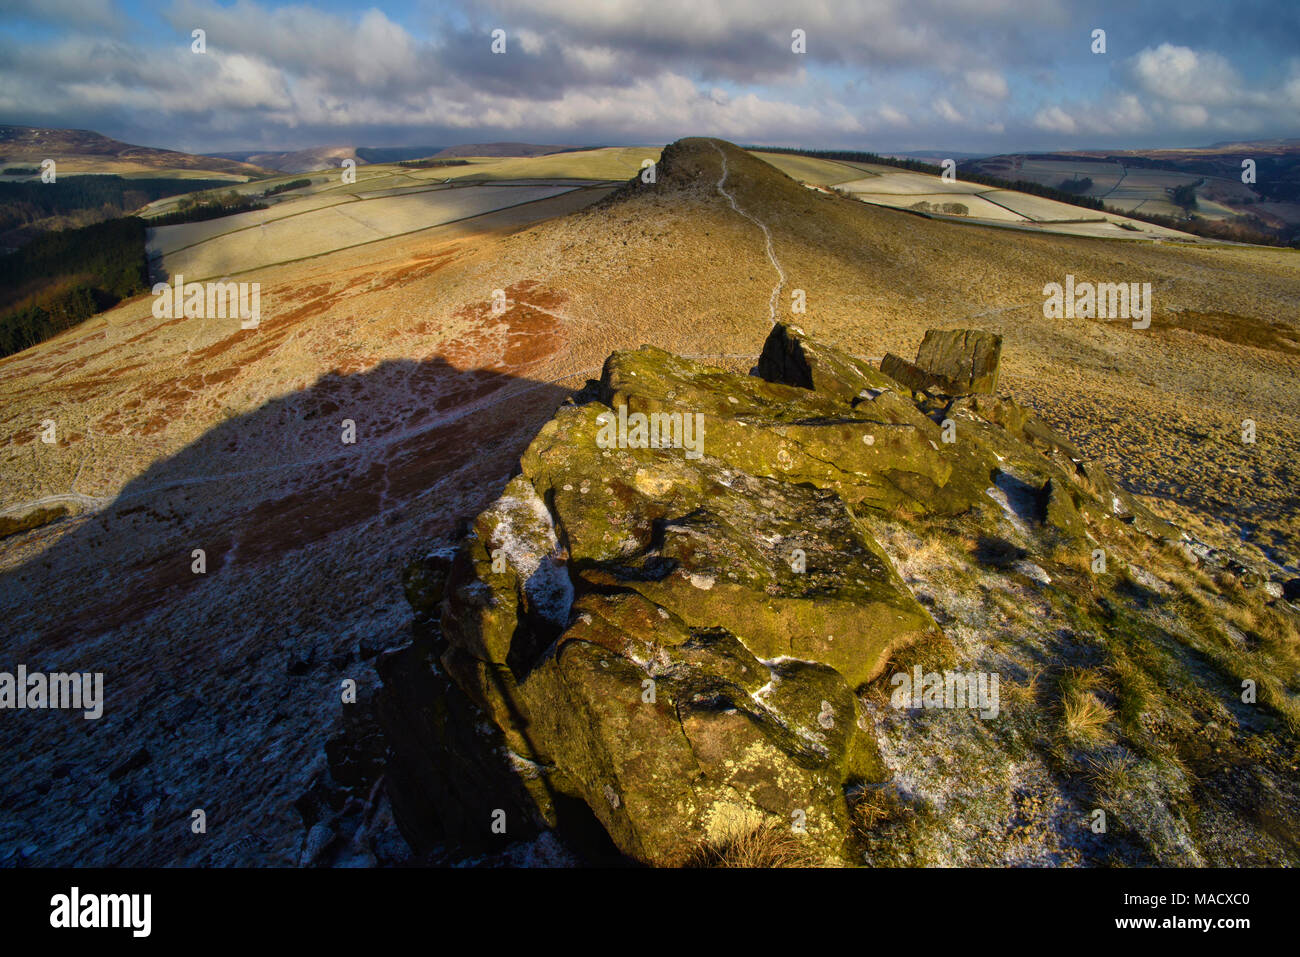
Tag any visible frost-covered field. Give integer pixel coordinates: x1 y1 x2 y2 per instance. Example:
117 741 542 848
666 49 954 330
837 171 992 196
151 184 580 278
747 153 1201 241
850 191 1027 222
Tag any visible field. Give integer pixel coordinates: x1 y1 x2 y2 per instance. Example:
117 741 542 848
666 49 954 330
149 183 602 278
140 149 665 278
967 152 1300 236
748 151 881 185
755 153 1200 241
834 169 992 196
439 147 662 182
861 191 1027 221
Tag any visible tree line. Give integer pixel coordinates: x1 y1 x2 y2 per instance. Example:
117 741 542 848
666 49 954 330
0 216 148 358
0 175 236 233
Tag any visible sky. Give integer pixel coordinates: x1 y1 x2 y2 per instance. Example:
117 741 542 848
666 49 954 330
1 0 1298 155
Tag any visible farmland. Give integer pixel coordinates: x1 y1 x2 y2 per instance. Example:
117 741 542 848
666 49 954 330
752 151 1198 241
965 142 1300 243
142 148 660 280
2 138 1298 870
150 183 598 278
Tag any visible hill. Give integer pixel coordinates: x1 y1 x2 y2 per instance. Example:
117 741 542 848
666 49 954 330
433 142 580 159
0 137 1295 866
207 146 363 173
0 126 269 179
747 148 1201 242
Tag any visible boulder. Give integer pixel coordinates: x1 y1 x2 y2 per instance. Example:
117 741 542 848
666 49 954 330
1040 477 1086 539
880 329 1002 395
880 352 947 395
915 328 1002 394
755 321 897 402
599 344 989 516
379 322 1196 867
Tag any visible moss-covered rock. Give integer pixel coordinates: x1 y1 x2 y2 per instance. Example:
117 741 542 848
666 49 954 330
879 328 1002 396
915 329 1002 394
381 321 1222 866
756 321 897 401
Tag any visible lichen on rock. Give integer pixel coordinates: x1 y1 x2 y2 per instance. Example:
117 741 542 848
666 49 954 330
378 321 1300 867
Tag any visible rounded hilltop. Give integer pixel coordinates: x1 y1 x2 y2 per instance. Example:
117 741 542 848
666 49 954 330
606 135 816 205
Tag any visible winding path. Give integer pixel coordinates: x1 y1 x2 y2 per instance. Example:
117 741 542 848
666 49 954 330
710 141 786 323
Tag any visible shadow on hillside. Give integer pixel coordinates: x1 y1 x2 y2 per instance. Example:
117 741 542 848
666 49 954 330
0 353 576 866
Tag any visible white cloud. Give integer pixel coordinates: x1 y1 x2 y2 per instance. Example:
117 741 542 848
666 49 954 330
964 69 1009 100
1166 103 1210 127
1033 105 1076 134
1130 43 1240 105
878 105 909 127
933 97 964 124
516 28 546 55
167 0 424 91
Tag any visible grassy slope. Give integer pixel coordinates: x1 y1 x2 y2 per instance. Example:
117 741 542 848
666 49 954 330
0 138 1295 865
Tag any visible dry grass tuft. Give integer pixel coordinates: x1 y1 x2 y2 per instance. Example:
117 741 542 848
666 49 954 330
895 534 949 580
1004 662 1044 707
1059 670 1115 747
1064 692 1114 745
688 821 826 868
847 784 921 855
1086 750 1141 800
878 627 960 682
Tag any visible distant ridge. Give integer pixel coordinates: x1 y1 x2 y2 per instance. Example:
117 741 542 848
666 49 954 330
205 146 360 173
0 126 269 178
432 142 580 159
205 142 586 170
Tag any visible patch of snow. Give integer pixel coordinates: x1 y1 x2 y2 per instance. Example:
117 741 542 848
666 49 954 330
1014 560 1052 585
491 484 573 627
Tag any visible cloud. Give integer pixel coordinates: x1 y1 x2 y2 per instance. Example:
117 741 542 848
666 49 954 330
1021 42 1297 144
3 0 118 29
1130 43 1240 105
1033 105 1076 134
167 0 426 92
473 0 1068 82
964 69 1009 100
0 0 1296 153
933 97 964 124
878 105 909 127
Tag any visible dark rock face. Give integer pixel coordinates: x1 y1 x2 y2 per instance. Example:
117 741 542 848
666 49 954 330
756 320 897 401
374 322 1297 867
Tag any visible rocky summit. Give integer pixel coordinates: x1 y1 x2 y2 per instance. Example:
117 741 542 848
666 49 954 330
378 322 1300 867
